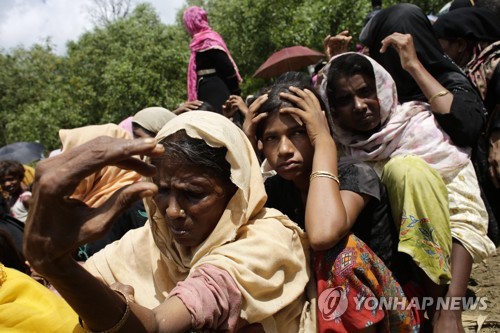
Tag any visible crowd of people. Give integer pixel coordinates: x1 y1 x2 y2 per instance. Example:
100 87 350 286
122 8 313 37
1 1 500 332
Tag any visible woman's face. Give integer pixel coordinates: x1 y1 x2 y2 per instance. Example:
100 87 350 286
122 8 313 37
330 73 381 133
132 124 155 139
261 112 314 182
152 155 236 248
438 38 469 68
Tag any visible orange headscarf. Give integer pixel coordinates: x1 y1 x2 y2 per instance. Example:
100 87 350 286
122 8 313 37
59 124 141 208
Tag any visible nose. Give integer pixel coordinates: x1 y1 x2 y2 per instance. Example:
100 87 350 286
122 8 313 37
353 96 367 113
165 194 184 219
278 136 294 157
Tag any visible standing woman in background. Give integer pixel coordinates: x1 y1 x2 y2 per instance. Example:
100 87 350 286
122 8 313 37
184 6 242 114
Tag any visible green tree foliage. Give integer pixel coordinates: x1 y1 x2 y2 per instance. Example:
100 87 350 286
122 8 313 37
0 43 83 149
0 3 189 150
65 3 189 125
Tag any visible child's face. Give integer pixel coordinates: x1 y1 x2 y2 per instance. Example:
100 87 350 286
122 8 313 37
261 112 313 181
330 73 381 133
1 174 21 195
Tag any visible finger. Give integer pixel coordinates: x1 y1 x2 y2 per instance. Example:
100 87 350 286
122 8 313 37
251 112 268 125
38 138 162 196
279 107 304 126
380 38 390 53
290 87 317 109
280 90 310 111
249 94 268 115
303 89 322 112
323 35 331 47
86 182 158 240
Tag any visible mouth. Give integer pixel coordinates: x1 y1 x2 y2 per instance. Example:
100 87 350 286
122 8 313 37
277 160 300 172
360 113 373 120
169 225 189 237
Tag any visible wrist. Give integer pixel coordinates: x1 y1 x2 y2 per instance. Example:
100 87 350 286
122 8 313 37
313 135 336 148
28 255 78 281
404 61 423 75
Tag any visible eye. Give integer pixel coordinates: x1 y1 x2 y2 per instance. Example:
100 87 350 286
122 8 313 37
334 95 352 107
184 190 207 202
358 87 373 98
263 135 277 142
291 129 307 137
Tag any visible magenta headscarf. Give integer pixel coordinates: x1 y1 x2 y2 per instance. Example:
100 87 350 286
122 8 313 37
183 6 242 101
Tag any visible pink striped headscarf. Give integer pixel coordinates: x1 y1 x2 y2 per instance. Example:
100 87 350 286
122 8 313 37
183 6 242 101
318 52 471 178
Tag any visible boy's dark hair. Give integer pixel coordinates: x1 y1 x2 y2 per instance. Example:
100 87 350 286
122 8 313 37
0 160 25 180
255 71 325 139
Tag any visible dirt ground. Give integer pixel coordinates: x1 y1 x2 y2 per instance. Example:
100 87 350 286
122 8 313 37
463 249 500 333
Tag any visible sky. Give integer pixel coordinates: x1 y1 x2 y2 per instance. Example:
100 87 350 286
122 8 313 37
0 0 186 55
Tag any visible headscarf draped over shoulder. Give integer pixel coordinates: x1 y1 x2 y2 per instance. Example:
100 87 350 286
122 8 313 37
85 112 311 331
318 52 470 178
59 123 141 208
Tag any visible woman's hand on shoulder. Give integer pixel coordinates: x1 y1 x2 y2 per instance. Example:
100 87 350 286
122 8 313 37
279 87 332 147
380 32 422 74
23 137 164 275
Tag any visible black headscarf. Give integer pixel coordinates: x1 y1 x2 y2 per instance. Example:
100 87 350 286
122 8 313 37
434 7 500 42
449 0 475 11
360 3 466 102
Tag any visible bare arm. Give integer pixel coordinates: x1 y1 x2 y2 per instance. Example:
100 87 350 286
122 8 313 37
380 33 453 114
280 87 348 250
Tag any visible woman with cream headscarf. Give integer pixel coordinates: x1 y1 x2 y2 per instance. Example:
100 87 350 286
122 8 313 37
24 112 313 332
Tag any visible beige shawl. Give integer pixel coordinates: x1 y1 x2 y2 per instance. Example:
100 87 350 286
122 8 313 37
85 112 312 332
59 123 141 208
132 107 176 134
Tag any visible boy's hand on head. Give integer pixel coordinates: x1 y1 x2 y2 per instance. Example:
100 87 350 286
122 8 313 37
243 94 269 152
279 87 331 147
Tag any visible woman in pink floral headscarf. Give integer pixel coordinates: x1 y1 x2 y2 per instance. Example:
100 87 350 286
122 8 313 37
318 49 496 332
183 6 242 114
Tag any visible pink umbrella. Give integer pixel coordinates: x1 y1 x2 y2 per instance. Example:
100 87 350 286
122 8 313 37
253 46 325 79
